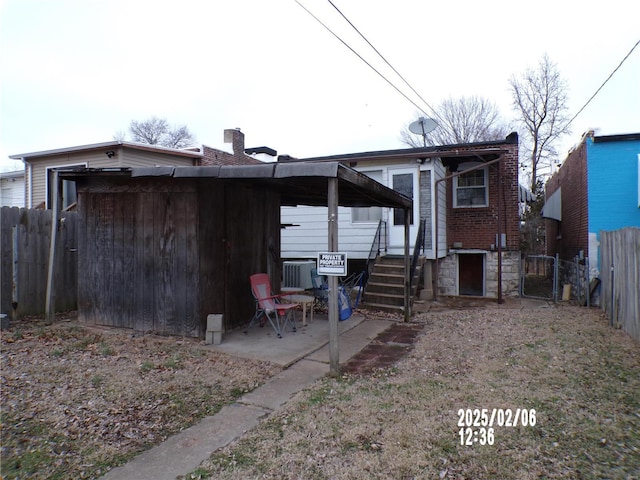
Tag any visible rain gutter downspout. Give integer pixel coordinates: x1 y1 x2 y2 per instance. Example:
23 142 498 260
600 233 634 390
434 155 504 302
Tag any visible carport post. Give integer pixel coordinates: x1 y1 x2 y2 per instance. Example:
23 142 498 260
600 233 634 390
404 207 411 321
328 177 340 376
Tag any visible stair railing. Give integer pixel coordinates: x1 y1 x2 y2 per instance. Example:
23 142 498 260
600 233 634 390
365 220 386 281
410 218 426 291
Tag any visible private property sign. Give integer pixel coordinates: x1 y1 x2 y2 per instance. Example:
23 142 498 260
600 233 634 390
317 252 347 276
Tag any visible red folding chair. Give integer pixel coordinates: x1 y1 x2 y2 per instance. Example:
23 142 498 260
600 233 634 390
248 273 299 338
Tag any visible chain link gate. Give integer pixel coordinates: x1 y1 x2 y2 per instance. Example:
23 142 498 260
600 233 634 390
520 254 558 301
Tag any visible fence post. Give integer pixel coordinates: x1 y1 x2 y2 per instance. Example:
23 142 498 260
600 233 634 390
609 263 614 327
554 253 559 303
12 225 18 321
574 256 579 303
45 171 60 325
585 257 590 308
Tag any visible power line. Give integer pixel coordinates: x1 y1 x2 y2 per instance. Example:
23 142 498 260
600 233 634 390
326 0 445 129
295 1 446 134
565 38 640 130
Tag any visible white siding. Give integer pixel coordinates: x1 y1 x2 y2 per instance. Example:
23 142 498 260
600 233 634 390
26 147 197 207
281 206 379 260
0 175 25 207
119 149 196 168
28 151 103 207
434 159 447 258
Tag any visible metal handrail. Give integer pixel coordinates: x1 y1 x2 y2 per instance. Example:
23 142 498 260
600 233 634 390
366 220 386 279
410 218 426 291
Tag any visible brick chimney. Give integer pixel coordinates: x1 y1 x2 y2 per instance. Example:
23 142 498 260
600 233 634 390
224 128 245 158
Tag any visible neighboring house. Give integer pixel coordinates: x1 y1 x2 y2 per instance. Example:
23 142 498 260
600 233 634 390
280 133 520 299
9 128 272 209
543 131 640 276
201 128 275 166
0 170 25 207
10 142 202 209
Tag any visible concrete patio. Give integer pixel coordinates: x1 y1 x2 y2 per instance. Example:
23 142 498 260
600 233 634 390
207 312 387 367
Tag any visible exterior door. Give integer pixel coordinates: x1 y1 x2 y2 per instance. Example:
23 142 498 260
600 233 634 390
458 253 485 296
388 167 419 253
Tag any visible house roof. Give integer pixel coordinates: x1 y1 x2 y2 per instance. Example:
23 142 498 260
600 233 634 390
280 133 518 166
58 162 412 209
0 169 25 179
9 141 203 160
591 132 640 143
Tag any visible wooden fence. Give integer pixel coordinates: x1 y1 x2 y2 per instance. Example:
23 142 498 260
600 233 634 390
600 227 640 341
1 207 78 317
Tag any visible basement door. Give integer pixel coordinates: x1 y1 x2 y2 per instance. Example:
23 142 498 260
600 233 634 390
388 167 419 253
458 253 485 296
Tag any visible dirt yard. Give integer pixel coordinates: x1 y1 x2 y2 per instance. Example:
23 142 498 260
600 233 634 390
0 314 280 479
2 301 639 480
190 300 640 480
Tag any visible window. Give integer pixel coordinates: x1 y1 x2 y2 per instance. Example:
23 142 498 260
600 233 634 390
352 170 383 223
454 166 488 207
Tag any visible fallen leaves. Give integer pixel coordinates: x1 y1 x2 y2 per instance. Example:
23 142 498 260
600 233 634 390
1 316 280 479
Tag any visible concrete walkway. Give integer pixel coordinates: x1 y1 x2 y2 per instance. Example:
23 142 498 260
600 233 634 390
101 316 392 480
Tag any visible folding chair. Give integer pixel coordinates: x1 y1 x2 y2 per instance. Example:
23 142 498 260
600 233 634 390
340 270 365 308
310 268 329 311
248 273 298 338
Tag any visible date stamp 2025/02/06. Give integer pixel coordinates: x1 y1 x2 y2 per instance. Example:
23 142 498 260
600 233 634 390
457 408 537 446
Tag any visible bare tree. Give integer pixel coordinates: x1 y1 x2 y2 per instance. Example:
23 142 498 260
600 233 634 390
118 117 196 148
401 96 510 148
509 54 570 194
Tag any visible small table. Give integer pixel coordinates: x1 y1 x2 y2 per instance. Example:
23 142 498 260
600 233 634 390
282 294 315 326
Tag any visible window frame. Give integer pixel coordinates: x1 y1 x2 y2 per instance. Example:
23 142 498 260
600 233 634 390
351 169 384 224
453 165 488 208
46 163 86 209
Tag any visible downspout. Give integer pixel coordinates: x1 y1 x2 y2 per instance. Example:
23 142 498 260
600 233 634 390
497 162 503 304
434 156 504 301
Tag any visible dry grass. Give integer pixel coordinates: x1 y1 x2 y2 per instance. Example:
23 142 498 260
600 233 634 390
0 315 280 480
191 303 640 480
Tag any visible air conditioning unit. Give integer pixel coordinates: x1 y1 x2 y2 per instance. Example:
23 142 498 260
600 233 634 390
283 261 315 290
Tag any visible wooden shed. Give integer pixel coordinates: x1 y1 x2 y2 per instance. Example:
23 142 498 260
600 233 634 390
61 162 411 337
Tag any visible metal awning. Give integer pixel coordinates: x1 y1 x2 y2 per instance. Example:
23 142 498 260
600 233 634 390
541 188 561 221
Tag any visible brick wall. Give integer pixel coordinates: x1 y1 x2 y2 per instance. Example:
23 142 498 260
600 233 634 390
544 140 588 259
200 129 263 166
445 142 520 251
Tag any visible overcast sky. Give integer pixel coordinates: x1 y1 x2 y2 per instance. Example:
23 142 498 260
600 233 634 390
1 0 638 173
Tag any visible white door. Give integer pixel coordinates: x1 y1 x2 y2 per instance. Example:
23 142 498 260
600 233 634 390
387 167 419 253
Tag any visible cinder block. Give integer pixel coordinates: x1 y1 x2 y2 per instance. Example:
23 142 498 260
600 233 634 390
207 314 224 333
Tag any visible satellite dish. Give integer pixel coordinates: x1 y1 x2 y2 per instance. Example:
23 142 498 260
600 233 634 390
409 117 437 135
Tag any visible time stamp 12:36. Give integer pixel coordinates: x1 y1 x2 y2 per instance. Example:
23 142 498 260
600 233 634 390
458 408 537 446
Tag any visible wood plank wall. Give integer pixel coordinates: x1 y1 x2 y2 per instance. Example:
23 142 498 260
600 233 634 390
76 177 281 337
77 178 201 336
0 206 78 316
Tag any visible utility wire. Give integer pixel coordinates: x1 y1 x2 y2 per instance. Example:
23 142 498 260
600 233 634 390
326 0 447 131
295 0 445 135
565 38 640 130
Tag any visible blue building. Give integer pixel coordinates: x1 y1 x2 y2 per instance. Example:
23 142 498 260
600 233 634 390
544 131 640 276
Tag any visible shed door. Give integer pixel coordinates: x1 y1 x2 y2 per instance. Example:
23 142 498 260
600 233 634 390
458 253 484 296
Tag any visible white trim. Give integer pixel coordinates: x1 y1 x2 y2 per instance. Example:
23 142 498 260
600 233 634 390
45 163 87 208
27 163 33 208
351 168 384 224
453 165 488 208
